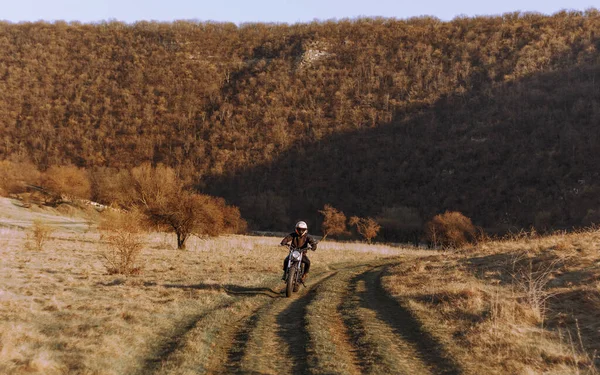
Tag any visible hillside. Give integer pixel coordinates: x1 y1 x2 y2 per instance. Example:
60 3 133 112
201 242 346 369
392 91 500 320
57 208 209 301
1 11 600 233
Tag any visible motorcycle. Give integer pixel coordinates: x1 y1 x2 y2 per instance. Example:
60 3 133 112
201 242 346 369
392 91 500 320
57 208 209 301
283 245 308 297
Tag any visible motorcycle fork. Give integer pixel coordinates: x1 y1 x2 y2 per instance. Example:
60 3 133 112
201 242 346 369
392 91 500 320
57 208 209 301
298 257 307 288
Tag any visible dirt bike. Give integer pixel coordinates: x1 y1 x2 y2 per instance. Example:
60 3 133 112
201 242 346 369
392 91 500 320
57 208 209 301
283 245 309 298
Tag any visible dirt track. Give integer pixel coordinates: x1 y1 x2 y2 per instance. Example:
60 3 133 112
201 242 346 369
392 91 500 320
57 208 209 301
142 263 463 375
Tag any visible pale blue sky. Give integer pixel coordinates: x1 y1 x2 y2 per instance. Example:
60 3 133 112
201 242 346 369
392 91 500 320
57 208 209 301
2 0 598 24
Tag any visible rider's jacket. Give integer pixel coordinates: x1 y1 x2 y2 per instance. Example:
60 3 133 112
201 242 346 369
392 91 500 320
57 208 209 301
280 232 318 251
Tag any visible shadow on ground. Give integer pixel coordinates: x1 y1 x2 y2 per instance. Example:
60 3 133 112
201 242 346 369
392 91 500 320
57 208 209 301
163 282 283 298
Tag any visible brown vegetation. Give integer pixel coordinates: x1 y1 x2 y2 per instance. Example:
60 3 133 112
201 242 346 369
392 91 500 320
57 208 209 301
425 211 476 248
0 161 247 248
99 210 145 275
349 216 381 243
318 204 348 240
0 205 411 374
0 160 40 196
147 191 228 249
0 12 599 235
26 219 53 251
383 228 600 374
41 165 91 202
114 163 246 249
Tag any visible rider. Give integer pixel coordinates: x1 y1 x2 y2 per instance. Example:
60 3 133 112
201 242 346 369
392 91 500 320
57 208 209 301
280 221 318 282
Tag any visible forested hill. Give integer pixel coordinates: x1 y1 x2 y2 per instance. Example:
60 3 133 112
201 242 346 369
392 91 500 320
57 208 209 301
1 11 600 234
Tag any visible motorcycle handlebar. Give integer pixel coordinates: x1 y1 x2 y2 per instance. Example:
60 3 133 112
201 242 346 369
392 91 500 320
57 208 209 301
282 245 314 252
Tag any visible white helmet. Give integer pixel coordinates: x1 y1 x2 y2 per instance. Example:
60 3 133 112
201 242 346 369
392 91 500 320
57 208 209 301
295 221 308 235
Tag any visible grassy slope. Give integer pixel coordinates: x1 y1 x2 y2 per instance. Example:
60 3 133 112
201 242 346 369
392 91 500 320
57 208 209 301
383 231 600 374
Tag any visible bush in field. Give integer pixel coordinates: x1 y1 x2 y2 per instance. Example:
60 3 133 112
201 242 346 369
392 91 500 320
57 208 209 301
129 163 182 207
41 165 91 202
318 204 348 240
425 211 476 249
147 191 229 249
127 164 243 248
218 199 248 234
89 167 133 205
349 216 381 243
27 219 54 251
0 160 41 196
92 163 246 249
99 210 145 275
91 163 180 207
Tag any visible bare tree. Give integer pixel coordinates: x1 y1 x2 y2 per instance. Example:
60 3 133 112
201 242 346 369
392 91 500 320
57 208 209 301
318 204 348 240
147 191 225 249
109 163 239 249
349 216 381 243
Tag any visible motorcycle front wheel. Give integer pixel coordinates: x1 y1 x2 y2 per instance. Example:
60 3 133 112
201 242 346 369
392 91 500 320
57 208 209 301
286 267 296 298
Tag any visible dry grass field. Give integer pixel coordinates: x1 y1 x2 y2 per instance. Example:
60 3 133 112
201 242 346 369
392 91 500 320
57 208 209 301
383 230 600 375
1 197 599 374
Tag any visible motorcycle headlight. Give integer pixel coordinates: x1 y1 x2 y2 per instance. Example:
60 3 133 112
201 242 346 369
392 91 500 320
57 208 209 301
291 250 301 260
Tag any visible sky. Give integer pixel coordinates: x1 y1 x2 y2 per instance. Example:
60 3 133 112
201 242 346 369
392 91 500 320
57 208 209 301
2 0 599 25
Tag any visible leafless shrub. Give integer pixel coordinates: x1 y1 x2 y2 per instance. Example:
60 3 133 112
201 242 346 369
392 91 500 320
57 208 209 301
349 216 381 243
26 219 54 251
509 253 559 324
89 167 132 205
318 204 348 240
96 163 246 249
99 210 145 275
215 197 247 235
425 211 476 249
129 163 182 207
147 191 229 249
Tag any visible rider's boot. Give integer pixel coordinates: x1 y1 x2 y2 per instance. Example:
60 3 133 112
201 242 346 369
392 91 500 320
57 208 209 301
301 273 308 282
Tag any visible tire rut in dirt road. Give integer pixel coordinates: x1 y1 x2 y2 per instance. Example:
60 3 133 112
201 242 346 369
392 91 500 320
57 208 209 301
362 267 463 375
338 267 387 374
140 300 236 375
276 272 338 375
216 271 335 375
223 301 276 374
305 269 364 375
